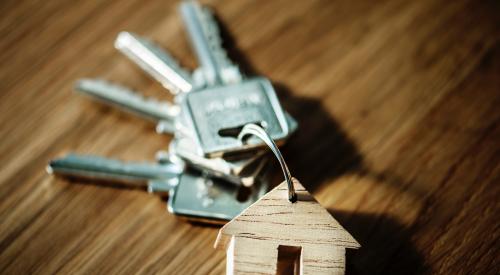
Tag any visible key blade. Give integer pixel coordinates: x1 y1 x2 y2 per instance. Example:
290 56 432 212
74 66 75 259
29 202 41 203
115 31 194 94
156 120 176 135
170 137 267 186
75 78 180 123
47 154 182 189
180 1 241 86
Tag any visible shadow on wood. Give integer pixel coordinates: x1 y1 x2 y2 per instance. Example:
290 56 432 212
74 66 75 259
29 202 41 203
217 11 427 199
329 210 429 275
217 12 363 192
275 83 363 192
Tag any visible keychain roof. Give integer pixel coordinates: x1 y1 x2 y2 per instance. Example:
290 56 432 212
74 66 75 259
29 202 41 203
214 124 360 275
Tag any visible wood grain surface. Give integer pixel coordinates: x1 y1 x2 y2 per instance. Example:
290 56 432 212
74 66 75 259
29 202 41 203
0 0 499 274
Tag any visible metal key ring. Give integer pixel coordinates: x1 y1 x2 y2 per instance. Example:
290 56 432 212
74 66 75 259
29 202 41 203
238 123 297 203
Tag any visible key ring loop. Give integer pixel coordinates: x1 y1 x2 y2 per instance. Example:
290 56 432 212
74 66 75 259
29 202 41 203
238 123 297 203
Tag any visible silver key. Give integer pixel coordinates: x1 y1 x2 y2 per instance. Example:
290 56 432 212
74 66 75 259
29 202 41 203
181 77 290 157
47 153 269 222
177 2 294 157
47 154 182 194
180 1 241 86
115 31 194 94
168 112 297 186
75 78 179 134
110 25 297 152
169 112 297 184
169 137 267 186
172 89 298 179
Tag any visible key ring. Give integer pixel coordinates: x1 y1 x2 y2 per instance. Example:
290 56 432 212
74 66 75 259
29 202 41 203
238 123 297 203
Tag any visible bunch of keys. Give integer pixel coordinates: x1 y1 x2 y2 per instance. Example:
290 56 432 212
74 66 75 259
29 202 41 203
47 1 298 224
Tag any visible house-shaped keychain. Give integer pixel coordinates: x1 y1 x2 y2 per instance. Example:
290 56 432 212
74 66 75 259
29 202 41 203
214 124 360 275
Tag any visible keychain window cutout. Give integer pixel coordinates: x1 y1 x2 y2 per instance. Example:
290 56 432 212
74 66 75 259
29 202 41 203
218 121 266 138
215 124 360 275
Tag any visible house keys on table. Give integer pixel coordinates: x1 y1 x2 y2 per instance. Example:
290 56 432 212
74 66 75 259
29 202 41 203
47 0 298 223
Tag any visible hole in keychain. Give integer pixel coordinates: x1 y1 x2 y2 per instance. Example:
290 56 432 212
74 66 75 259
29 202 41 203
236 185 252 202
237 123 297 203
218 121 267 138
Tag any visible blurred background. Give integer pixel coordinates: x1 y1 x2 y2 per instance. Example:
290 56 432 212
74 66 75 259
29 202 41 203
0 0 498 274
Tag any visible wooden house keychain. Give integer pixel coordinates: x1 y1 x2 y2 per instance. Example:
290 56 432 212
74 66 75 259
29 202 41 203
214 124 360 275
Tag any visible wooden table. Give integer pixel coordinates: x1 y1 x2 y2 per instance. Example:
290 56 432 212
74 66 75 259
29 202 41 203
1 0 498 274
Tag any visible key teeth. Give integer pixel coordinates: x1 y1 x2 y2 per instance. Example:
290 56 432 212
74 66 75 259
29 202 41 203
77 78 179 110
74 78 180 122
76 78 130 97
196 3 242 84
156 120 176 135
